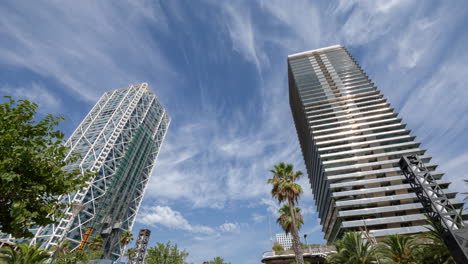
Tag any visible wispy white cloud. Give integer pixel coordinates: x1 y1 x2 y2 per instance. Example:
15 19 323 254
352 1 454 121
146 74 304 208
0 1 176 102
137 206 215 234
218 222 241 233
259 0 322 51
335 0 417 45
251 213 266 224
0 83 61 113
222 2 263 73
261 198 281 217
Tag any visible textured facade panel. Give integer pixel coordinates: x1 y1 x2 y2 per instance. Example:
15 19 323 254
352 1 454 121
0 83 170 260
288 46 458 242
276 233 293 250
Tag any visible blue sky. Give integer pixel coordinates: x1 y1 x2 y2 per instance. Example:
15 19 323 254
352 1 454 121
1 1 468 263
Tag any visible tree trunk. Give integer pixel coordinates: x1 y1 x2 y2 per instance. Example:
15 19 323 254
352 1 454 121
288 199 304 264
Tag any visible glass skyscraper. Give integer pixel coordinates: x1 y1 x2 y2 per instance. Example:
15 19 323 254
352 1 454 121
0 83 170 259
288 45 462 242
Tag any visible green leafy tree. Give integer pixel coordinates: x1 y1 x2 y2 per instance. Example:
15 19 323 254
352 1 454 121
0 96 93 238
414 218 455 264
88 236 104 251
277 203 304 234
272 242 285 254
57 240 71 254
208 256 230 264
54 249 102 264
268 162 304 264
145 241 188 264
49 239 72 262
327 231 376 264
377 234 417 264
124 248 136 262
0 243 49 264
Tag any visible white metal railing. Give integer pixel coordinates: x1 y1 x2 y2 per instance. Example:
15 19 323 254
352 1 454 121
262 245 336 259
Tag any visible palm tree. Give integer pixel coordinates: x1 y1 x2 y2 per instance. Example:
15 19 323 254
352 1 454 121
415 218 455 264
327 231 376 264
88 235 104 251
377 234 417 264
49 239 72 263
58 240 71 254
0 243 50 264
120 230 133 248
277 203 304 234
117 230 133 261
124 248 136 262
268 162 304 264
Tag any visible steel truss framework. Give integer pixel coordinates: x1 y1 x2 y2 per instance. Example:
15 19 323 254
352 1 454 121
399 155 468 264
129 229 151 264
0 83 170 260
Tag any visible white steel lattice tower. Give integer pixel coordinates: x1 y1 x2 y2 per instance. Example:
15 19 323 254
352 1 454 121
288 46 463 242
0 83 170 259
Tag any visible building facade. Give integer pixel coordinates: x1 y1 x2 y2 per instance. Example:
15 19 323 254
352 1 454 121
275 233 293 250
288 45 462 242
0 83 170 259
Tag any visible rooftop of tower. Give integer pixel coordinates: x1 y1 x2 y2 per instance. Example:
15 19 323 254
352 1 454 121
288 45 342 59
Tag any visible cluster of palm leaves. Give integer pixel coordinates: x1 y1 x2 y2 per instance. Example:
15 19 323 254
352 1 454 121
119 230 134 261
0 244 49 264
326 223 456 264
0 230 134 264
268 162 305 264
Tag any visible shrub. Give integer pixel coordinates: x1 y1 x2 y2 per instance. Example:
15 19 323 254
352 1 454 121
272 242 285 253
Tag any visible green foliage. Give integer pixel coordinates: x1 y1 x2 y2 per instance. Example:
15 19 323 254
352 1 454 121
208 256 231 264
54 249 102 264
413 218 455 264
145 241 188 264
267 162 303 205
120 230 133 247
116 231 134 261
124 248 136 262
52 239 101 264
0 243 49 264
277 204 304 233
88 235 104 251
268 162 305 264
272 242 285 253
0 96 93 238
326 224 458 264
57 240 72 254
326 231 376 264
377 234 417 264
